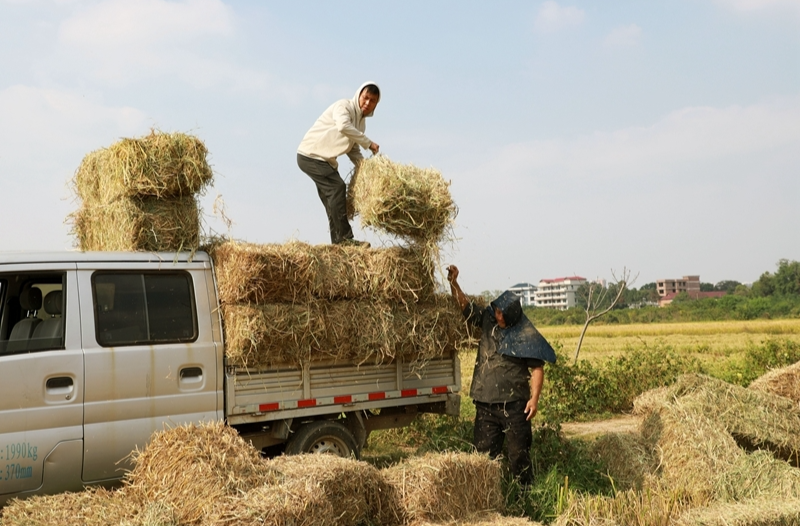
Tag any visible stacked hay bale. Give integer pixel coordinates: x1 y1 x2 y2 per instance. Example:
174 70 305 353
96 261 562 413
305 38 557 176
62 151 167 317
69 131 213 251
211 156 468 369
210 239 472 368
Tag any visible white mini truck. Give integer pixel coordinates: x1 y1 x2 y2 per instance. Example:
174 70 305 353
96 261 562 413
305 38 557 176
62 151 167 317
0 251 461 505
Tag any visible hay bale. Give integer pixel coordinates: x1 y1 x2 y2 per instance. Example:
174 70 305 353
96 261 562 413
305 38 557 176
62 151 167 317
716 450 800 502
674 497 800 526
668 374 800 466
749 360 800 404
0 487 175 526
70 195 199 252
588 432 656 491
414 512 543 526
383 452 503 523
641 399 743 504
208 240 435 305
553 487 688 526
73 131 213 201
351 155 456 244
632 384 673 416
124 421 276 525
213 454 402 526
222 296 471 368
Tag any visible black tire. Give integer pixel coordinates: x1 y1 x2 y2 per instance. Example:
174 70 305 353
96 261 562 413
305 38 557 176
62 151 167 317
285 420 360 459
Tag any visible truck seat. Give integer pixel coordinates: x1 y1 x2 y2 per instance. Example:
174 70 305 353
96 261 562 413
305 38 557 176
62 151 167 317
30 290 64 351
6 288 43 353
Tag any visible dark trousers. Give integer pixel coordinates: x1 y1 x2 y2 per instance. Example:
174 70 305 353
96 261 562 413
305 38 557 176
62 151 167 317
297 153 354 244
474 400 533 485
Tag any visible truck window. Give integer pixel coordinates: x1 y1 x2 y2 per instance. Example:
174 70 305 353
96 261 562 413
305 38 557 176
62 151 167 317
0 273 66 355
92 272 197 346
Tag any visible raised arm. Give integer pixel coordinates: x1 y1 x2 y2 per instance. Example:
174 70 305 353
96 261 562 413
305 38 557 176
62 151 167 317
447 265 469 312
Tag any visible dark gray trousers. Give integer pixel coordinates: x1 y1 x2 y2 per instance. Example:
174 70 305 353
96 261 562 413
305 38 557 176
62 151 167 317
474 400 534 485
297 154 354 244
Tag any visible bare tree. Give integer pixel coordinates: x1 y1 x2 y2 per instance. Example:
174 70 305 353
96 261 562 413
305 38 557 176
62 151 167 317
573 267 638 364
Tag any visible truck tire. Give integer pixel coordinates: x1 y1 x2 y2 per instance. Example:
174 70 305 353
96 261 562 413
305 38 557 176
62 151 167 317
285 421 359 459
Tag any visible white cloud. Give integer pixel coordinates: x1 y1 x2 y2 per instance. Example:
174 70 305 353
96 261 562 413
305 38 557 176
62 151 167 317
477 96 800 183
56 0 244 86
59 0 232 47
712 0 800 12
0 85 147 168
603 24 642 48
533 1 585 33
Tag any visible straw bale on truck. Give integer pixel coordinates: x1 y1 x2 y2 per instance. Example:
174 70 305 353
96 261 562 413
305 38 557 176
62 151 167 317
69 131 213 252
208 240 436 305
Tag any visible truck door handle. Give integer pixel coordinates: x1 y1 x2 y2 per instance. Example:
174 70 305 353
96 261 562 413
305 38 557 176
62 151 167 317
180 367 203 383
46 376 74 399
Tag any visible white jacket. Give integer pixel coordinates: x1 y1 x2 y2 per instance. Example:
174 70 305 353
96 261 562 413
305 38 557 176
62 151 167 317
297 81 379 170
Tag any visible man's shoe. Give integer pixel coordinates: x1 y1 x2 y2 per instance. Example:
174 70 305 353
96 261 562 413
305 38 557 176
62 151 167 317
338 238 371 248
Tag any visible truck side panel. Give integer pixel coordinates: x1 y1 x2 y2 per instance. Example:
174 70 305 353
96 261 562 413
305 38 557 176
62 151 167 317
226 351 460 426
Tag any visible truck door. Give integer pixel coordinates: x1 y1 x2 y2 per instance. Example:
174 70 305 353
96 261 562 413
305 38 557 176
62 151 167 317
77 265 219 482
0 266 83 497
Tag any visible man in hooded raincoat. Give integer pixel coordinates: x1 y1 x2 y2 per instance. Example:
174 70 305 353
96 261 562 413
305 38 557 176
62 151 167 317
297 82 381 247
447 265 556 486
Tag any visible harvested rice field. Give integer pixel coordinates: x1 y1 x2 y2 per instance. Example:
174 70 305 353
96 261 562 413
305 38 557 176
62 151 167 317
537 319 800 366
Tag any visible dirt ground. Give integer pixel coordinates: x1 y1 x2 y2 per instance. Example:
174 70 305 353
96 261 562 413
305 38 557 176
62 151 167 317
561 415 641 438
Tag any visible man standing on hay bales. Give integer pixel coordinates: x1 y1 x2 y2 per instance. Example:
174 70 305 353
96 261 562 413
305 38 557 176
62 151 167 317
447 265 557 486
297 81 381 247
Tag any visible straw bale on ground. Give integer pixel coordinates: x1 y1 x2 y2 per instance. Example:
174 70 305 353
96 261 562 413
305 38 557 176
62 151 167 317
222 296 471 368
667 374 800 466
749 360 800 404
350 155 456 244
71 195 199 252
588 433 656 491
0 487 176 526
73 131 213 201
214 454 402 526
674 497 800 526
383 452 503 524
632 384 673 416
413 512 543 526
124 421 277 525
553 487 689 526
716 450 800 502
208 239 435 304
640 399 743 504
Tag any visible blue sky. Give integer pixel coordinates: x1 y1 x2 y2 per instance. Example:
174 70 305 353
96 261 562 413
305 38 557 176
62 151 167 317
1 0 798 293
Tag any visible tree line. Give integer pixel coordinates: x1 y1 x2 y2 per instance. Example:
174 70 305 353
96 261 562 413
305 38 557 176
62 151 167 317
519 259 800 325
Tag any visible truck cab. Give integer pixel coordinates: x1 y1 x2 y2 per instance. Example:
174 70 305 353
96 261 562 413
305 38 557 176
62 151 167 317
0 252 221 505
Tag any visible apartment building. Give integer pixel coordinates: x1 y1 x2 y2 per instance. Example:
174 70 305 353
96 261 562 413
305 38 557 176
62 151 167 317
656 275 700 297
534 276 587 310
508 283 537 307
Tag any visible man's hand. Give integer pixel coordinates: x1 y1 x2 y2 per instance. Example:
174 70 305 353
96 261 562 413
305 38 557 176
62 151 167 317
369 142 380 154
446 265 459 285
524 398 538 421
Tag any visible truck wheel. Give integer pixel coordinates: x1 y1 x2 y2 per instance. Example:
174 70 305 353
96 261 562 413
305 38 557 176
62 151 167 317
285 421 359 459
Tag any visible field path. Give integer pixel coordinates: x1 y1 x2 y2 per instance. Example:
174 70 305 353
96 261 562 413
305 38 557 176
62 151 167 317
561 415 641 438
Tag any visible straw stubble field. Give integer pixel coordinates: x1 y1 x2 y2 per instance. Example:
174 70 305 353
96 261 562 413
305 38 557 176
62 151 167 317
537 318 800 371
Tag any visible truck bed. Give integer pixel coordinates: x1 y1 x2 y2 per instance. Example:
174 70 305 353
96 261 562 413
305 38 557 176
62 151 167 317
226 350 461 425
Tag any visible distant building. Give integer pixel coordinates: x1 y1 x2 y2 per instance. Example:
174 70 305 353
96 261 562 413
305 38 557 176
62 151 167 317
655 275 729 306
508 283 537 307
656 275 700 298
534 276 587 310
